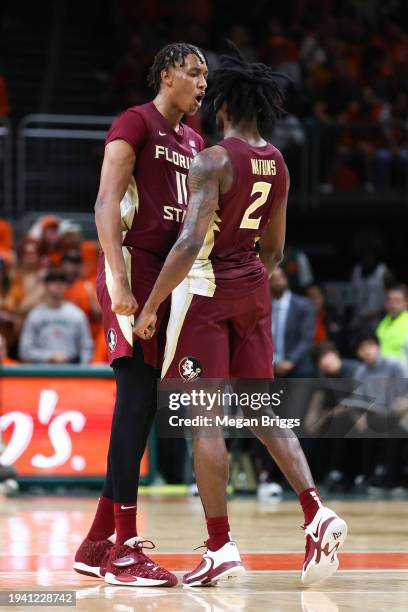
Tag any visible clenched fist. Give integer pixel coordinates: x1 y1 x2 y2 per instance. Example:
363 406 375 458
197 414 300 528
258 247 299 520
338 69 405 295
111 278 138 316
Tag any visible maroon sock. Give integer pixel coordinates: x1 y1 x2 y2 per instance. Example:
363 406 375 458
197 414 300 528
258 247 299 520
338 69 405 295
87 496 115 541
299 487 323 525
206 516 231 552
114 502 137 545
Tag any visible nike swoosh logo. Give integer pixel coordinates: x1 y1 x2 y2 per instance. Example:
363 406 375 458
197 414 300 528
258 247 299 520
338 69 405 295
187 556 213 581
311 519 322 540
159 131 166 136
120 505 137 510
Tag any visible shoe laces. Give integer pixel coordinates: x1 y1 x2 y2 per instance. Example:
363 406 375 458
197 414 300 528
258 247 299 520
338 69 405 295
193 541 208 552
129 539 156 566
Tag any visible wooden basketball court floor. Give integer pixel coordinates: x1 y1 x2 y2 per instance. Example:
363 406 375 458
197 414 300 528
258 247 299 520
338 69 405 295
0 494 407 611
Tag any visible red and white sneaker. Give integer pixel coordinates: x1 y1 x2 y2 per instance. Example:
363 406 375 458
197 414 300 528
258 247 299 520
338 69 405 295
301 506 348 586
104 537 177 587
183 541 245 587
73 534 115 578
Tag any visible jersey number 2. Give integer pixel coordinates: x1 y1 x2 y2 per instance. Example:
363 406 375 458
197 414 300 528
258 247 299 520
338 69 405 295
240 181 272 230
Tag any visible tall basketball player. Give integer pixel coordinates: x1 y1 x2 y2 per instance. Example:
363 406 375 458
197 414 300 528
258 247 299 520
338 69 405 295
73 43 208 587
135 47 348 587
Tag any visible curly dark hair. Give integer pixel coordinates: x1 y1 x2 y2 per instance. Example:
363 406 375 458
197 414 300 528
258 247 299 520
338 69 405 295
205 40 287 134
147 42 207 94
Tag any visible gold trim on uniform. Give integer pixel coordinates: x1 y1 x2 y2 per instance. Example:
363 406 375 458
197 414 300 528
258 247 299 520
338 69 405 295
187 208 221 297
120 176 139 239
104 247 134 348
162 278 194 378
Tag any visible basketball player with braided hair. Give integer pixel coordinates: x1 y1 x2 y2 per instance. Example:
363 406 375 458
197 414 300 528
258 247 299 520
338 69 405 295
73 43 208 587
135 44 348 587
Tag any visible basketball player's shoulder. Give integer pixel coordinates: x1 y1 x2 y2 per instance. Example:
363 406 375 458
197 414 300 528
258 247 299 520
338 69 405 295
190 144 230 178
267 141 285 161
106 103 151 150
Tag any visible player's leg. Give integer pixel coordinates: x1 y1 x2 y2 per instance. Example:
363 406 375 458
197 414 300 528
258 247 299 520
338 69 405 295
163 285 245 586
75 252 176 586
230 281 348 585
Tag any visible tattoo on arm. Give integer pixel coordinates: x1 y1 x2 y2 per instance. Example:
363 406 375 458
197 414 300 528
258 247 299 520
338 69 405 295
174 150 220 249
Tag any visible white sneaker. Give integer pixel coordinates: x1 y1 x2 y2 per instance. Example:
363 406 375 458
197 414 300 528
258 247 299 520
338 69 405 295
301 506 347 586
183 541 245 587
257 482 283 501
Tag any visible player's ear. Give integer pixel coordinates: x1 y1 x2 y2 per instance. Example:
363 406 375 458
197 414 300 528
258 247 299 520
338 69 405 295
161 67 173 88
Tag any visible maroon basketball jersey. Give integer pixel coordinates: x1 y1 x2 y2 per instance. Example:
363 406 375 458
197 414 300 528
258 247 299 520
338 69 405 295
186 137 287 298
106 102 204 259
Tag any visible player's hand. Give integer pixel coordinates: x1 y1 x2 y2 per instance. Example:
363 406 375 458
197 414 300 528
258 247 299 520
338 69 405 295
111 279 138 316
49 354 68 364
134 308 157 340
275 360 294 375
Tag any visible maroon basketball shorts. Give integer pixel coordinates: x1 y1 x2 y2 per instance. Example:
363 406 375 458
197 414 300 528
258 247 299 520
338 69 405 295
162 277 274 380
96 247 169 368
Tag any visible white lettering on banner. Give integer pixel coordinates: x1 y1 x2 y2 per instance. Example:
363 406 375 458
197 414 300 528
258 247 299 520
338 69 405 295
37 389 58 424
31 411 86 469
0 412 33 465
0 389 87 471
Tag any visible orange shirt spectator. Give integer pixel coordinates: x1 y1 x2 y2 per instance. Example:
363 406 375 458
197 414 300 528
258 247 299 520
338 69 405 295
61 251 101 339
80 240 99 282
5 238 44 319
92 326 108 363
0 219 14 266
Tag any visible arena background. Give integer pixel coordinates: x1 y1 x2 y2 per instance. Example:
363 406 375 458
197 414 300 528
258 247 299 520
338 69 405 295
0 1 408 610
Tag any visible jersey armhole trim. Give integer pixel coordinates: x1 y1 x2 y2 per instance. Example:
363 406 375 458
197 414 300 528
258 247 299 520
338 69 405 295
217 143 238 198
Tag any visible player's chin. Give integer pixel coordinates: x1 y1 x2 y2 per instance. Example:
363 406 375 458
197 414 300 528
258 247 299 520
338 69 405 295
185 105 200 116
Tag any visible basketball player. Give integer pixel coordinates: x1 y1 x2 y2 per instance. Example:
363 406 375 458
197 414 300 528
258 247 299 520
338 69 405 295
73 43 208 587
134 47 348 587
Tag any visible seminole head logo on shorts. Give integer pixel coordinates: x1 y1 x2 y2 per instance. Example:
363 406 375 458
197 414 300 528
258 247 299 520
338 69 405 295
107 328 117 352
179 356 202 381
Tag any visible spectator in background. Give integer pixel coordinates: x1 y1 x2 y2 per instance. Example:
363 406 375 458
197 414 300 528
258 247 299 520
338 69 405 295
4 238 44 322
339 86 390 192
305 341 361 488
91 326 108 364
270 96 305 188
80 240 99 282
353 333 408 490
374 92 408 191
351 247 394 331
0 71 10 117
61 250 101 339
57 219 83 254
377 285 408 363
311 340 360 379
19 269 93 364
306 283 347 353
270 267 315 377
0 257 17 352
281 243 314 293
0 332 17 364
28 216 62 267
0 219 14 266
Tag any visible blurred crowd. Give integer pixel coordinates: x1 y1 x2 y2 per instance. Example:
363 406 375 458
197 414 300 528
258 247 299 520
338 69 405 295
0 216 109 366
3 214 408 493
88 1 408 194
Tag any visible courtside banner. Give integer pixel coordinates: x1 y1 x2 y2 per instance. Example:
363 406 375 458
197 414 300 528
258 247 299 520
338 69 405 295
0 366 149 478
157 378 408 438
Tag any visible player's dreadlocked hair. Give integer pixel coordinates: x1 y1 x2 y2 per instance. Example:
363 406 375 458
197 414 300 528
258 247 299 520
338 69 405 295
147 42 207 94
205 41 287 134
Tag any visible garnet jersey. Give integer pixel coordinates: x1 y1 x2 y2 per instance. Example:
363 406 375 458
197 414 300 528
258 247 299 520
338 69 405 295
97 102 203 366
106 101 204 260
186 137 287 298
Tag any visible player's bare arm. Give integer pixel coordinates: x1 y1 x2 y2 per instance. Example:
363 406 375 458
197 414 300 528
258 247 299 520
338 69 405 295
134 147 226 339
259 164 290 276
95 139 138 316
